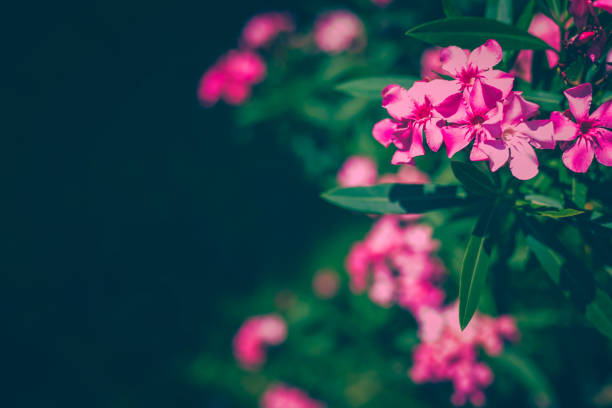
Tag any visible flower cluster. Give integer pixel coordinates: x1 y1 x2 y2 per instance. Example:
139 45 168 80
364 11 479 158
313 10 365 54
375 39 612 177
232 314 287 370
411 304 519 406
260 383 325 408
241 12 295 49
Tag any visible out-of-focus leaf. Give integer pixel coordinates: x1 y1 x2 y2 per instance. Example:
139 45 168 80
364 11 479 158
521 90 563 111
545 0 562 22
442 0 462 17
537 208 584 218
516 0 536 30
335 76 418 99
571 178 587 208
459 203 497 329
451 161 498 196
405 17 553 50
591 212 612 230
525 194 563 209
486 0 513 24
525 228 612 340
493 349 556 407
321 184 468 214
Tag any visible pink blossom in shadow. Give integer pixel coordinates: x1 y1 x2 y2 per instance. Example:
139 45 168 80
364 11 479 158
479 92 555 179
551 83 612 172
241 12 295 49
198 50 266 106
260 383 325 408
233 314 287 370
337 155 378 187
410 304 519 406
570 0 612 30
312 268 340 299
372 81 449 164
511 13 561 82
436 39 514 117
313 10 365 54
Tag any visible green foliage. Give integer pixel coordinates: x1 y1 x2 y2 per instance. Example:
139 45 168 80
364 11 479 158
442 0 462 17
335 76 418 99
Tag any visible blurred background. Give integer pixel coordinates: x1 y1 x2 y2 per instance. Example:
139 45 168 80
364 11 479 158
6 0 612 407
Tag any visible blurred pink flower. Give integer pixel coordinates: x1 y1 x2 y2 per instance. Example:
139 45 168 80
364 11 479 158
313 10 365 54
260 383 325 408
198 50 266 106
233 314 287 370
410 304 519 406
512 13 561 82
312 268 340 299
552 83 612 172
378 165 430 184
337 155 378 187
420 47 445 79
241 12 295 49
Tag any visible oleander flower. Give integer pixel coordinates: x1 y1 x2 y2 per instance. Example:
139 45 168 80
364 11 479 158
233 314 287 370
313 10 365 54
337 155 378 187
260 383 325 408
241 12 295 49
479 92 555 179
312 268 340 299
551 83 612 172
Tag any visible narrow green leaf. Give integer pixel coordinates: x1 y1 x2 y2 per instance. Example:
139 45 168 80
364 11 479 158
525 194 563 209
486 0 513 24
405 17 553 50
442 0 462 17
459 204 497 329
537 208 584 218
545 0 562 22
516 0 536 30
521 90 563 111
451 161 497 196
321 183 468 215
335 76 418 99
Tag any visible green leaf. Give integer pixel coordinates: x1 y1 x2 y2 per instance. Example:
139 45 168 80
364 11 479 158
571 178 587 208
442 0 462 17
321 183 468 215
405 17 553 50
545 0 562 22
537 208 584 218
451 161 497 196
525 194 563 209
521 90 563 111
335 76 418 99
459 203 497 329
525 229 612 340
516 0 536 30
486 0 513 24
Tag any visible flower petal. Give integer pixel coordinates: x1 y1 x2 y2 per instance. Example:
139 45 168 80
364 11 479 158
440 46 469 76
595 129 612 166
468 39 503 70
515 119 555 149
442 125 472 157
372 118 397 147
391 150 416 165
593 0 612 13
435 91 464 119
479 139 509 171
590 98 612 128
470 145 489 161
469 78 490 114
480 70 514 99
562 137 594 173
508 139 539 180
564 83 592 121
551 111 579 142
503 92 539 125
425 119 444 152
382 84 415 120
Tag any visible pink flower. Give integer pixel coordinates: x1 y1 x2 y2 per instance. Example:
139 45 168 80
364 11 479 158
241 12 295 49
436 39 514 117
233 314 287 370
441 79 504 162
312 268 340 299
552 83 612 172
198 50 266 106
372 81 448 164
420 47 445 79
570 0 612 29
313 10 365 54
511 13 561 81
378 165 431 184
337 156 378 187
260 383 325 408
479 92 555 179
410 304 519 406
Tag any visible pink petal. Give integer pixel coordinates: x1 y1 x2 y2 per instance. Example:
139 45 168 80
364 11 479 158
551 111 579 142
425 119 444 152
427 79 462 106
508 140 539 180
528 13 561 52
564 83 592 121
562 137 595 173
480 70 514 99
545 50 559 68
469 78 490 114
515 120 555 149
391 150 416 165
440 46 469 75
468 39 503 70
442 126 472 157
470 145 489 161
372 118 396 147
382 84 415 120
593 0 612 13
511 50 533 82
479 139 509 171
591 99 612 128
407 124 426 157
434 91 463 119
503 92 540 125
595 129 612 166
